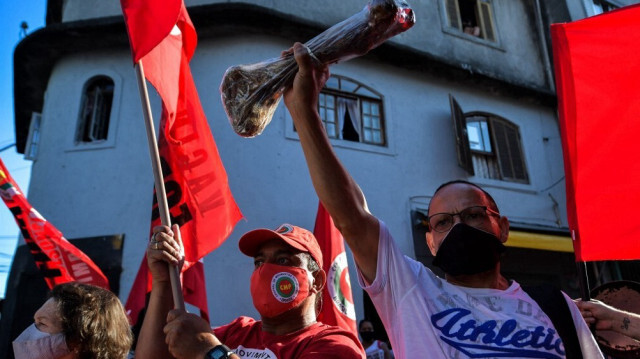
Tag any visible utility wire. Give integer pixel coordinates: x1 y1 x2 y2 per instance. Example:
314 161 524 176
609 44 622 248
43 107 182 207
0 143 16 153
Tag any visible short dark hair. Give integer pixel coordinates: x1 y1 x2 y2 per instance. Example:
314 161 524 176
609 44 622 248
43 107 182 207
359 318 373 330
428 180 499 215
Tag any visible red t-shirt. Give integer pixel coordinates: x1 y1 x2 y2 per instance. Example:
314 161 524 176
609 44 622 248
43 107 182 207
213 316 364 359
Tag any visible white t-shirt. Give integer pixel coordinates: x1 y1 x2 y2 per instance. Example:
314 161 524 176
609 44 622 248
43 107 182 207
357 220 604 359
364 340 385 359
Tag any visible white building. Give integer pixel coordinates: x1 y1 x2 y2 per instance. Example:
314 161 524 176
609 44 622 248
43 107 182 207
3 0 638 355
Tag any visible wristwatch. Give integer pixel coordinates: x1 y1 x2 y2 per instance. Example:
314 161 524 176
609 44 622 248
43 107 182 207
204 344 234 359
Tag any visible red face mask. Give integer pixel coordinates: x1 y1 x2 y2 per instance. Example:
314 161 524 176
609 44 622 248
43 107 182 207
250 263 312 318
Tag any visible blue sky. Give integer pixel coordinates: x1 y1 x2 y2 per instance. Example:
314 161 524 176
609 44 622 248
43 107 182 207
0 0 46 298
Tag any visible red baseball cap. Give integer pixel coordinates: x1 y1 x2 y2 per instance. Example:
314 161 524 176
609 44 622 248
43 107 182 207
239 223 323 266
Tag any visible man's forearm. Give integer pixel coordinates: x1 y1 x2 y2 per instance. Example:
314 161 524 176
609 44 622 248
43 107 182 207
135 280 175 358
286 42 380 281
290 105 379 281
611 309 640 340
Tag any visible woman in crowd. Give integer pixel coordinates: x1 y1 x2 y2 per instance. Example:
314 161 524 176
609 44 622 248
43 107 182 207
358 319 392 359
13 281 133 359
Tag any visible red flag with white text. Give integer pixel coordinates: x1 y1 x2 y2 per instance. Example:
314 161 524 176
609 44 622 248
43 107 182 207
121 0 243 324
551 4 640 262
314 202 357 335
0 158 109 290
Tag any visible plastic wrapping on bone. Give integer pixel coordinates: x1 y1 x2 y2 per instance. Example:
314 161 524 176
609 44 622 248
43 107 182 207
220 0 415 138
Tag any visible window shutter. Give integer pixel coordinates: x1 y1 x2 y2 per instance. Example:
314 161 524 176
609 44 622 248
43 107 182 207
490 119 528 182
477 1 496 42
24 112 42 160
449 94 474 175
445 0 462 30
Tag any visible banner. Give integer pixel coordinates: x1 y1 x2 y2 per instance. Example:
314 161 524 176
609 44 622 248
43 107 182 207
121 0 243 323
314 202 357 335
551 4 640 262
0 158 109 289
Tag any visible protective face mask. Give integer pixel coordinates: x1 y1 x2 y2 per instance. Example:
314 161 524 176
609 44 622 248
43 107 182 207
359 331 375 342
12 323 70 359
250 263 312 318
432 223 506 276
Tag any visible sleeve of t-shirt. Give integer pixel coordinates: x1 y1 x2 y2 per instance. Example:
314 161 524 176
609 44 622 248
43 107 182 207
212 316 251 344
356 219 428 319
301 328 365 359
562 292 605 359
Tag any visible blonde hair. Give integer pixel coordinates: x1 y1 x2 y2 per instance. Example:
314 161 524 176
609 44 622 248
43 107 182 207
51 282 133 359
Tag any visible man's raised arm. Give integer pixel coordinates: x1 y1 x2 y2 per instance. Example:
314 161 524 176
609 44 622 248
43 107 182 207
283 42 380 283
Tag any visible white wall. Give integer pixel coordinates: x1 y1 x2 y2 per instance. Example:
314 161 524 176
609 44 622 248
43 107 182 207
30 32 566 326
60 0 552 91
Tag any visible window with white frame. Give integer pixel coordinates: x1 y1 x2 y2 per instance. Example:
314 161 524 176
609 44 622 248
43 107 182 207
316 75 386 146
450 94 529 183
444 0 497 42
76 76 114 144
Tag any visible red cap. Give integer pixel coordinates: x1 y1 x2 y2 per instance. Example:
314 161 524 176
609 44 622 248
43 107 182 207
239 223 323 266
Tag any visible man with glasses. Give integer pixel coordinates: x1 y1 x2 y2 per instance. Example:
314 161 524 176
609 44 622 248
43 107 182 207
283 42 603 358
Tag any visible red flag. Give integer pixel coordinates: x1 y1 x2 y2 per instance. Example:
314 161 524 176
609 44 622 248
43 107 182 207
314 202 357 335
125 257 209 324
0 158 109 290
551 4 640 262
120 0 187 64
121 0 243 324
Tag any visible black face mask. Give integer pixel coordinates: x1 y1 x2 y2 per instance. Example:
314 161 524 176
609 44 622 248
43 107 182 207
359 331 375 342
432 223 506 276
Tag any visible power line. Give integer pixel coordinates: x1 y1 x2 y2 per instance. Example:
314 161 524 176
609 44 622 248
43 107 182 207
0 143 16 153
4 165 31 173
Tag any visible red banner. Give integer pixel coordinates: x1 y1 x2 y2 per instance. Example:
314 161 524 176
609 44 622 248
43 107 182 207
126 257 209 324
314 202 357 335
0 158 109 290
121 0 243 324
120 0 185 64
551 4 640 261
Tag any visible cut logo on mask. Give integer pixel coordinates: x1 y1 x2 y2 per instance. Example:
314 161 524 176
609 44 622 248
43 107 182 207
251 263 310 318
272 272 299 303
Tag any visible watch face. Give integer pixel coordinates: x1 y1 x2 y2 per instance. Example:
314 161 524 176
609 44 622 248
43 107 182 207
206 345 232 359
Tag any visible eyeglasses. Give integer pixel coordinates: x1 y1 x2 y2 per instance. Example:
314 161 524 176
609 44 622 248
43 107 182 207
427 206 500 233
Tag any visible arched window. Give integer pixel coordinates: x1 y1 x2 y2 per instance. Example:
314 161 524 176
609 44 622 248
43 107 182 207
318 75 386 146
76 76 114 143
450 94 529 183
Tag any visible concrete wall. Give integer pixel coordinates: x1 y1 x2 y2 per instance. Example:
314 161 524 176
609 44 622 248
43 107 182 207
59 0 554 92
29 30 566 325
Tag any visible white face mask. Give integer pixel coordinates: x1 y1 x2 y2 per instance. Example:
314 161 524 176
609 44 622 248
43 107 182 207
12 323 70 359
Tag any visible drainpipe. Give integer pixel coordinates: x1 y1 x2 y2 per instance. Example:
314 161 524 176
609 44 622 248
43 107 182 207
533 0 556 93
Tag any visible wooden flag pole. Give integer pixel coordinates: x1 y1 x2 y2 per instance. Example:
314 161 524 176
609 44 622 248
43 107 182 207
134 61 186 311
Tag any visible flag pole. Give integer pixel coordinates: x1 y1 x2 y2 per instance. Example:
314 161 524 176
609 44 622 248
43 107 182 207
135 60 185 311
577 261 591 301
577 260 596 334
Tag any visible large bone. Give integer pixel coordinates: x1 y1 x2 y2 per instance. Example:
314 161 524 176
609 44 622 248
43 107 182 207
220 0 415 137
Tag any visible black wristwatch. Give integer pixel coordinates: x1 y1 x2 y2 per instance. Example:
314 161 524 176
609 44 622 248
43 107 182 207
204 344 233 359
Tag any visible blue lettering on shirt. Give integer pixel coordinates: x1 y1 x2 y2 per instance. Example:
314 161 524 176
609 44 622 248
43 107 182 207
431 308 565 358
